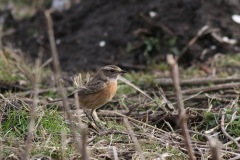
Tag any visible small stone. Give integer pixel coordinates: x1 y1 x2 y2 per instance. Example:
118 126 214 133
232 14 240 24
149 11 157 18
99 41 106 47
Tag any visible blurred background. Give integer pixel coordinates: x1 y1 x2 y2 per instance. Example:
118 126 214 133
1 0 240 72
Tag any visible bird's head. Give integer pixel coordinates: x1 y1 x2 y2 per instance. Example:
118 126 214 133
99 65 127 82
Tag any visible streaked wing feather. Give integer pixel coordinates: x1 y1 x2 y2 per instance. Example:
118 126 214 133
68 81 106 98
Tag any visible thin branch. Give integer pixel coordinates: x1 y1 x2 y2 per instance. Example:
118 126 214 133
180 91 203 102
126 101 155 116
74 92 89 160
157 85 175 110
205 124 221 134
80 124 89 160
205 93 239 102
167 54 195 160
17 87 74 96
40 57 53 69
123 118 145 160
208 137 221 160
177 25 208 61
119 76 154 101
223 137 240 147
44 10 82 154
0 81 27 91
221 111 240 149
0 14 6 47
181 82 240 95
155 76 240 86
115 112 169 134
112 146 119 160
24 55 41 160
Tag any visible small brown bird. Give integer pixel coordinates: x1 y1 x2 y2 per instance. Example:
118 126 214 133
52 65 127 128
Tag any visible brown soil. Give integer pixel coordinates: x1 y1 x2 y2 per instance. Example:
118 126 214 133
2 0 240 71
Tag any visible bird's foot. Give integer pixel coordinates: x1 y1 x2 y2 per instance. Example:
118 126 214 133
91 115 107 131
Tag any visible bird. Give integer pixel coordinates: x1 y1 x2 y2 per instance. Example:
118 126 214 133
51 65 127 129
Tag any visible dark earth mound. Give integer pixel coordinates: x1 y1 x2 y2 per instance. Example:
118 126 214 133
2 0 240 71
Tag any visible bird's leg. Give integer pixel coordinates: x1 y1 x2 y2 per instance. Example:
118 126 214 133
90 109 106 131
84 111 93 122
90 109 100 127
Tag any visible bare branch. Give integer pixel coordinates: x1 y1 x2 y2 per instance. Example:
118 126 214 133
155 77 240 86
221 111 240 149
119 76 154 101
124 118 145 160
177 25 208 61
115 112 169 134
157 85 175 110
23 55 41 160
44 10 82 154
181 82 240 95
208 137 221 160
167 54 195 160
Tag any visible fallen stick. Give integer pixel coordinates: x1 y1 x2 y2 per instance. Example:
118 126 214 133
0 81 27 90
181 82 240 95
155 77 240 86
126 101 155 116
223 137 240 147
119 76 154 101
168 94 238 101
205 93 239 102
157 85 175 111
124 118 145 160
17 87 74 96
177 25 208 61
221 111 240 149
115 112 169 134
208 137 221 160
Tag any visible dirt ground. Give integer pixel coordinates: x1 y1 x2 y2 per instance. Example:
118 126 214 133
2 0 240 71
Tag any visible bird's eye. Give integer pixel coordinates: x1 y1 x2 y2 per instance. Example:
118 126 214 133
110 69 114 72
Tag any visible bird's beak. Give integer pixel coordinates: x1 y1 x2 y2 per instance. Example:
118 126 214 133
121 70 127 73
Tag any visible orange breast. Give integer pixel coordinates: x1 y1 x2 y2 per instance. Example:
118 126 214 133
79 81 117 109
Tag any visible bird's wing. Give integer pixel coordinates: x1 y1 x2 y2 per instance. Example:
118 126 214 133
68 80 106 98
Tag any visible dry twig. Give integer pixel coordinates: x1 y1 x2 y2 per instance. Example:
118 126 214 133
119 76 154 101
23 55 41 160
115 112 168 134
80 124 89 160
223 137 240 147
167 54 195 160
155 77 240 86
221 111 240 149
181 82 240 95
126 101 155 116
124 118 145 160
205 93 238 103
157 85 175 110
44 10 82 154
208 137 221 160
177 25 208 61
205 124 221 134
17 87 74 96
